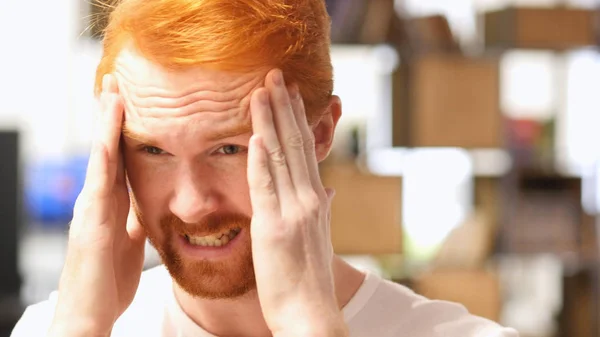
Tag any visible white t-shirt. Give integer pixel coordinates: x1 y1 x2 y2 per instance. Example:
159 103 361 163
12 265 519 337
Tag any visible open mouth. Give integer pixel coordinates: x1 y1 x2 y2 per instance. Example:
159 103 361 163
183 227 241 247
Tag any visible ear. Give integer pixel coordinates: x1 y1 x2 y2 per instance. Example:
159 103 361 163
312 95 342 163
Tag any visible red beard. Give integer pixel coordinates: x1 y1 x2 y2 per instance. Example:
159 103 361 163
137 209 255 299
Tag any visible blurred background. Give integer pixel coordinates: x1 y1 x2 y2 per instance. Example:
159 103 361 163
2 0 600 336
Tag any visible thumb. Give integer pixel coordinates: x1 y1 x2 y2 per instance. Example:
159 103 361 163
324 187 336 225
126 205 146 244
324 187 336 204
324 187 336 260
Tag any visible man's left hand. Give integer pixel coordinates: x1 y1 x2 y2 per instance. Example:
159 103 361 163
247 68 347 337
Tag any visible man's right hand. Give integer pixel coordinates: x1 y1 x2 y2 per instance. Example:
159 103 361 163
48 74 147 337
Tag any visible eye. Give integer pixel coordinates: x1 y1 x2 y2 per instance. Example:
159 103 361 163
216 145 242 155
143 146 166 155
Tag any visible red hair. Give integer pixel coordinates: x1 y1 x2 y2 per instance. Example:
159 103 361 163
94 0 333 121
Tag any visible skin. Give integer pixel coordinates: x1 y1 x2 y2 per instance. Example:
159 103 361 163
48 46 365 337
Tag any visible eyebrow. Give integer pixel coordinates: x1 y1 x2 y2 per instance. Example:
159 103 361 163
121 122 253 145
122 124 158 146
206 122 253 141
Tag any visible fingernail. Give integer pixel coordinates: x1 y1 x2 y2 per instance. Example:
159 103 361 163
290 84 300 100
258 90 269 105
272 70 284 86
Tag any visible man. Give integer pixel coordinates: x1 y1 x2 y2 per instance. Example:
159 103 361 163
12 1 519 336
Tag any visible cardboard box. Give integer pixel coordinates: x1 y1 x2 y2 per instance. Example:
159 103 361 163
404 15 461 54
320 163 403 255
414 269 502 322
393 54 502 148
484 7 597 50
359 7 460 55
433 211 496 269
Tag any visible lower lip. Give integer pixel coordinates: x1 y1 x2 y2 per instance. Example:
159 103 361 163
176 229 245 260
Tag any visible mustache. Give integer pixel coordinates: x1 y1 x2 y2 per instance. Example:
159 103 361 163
160 212 251 236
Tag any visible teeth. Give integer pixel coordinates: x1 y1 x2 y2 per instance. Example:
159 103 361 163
187 228 239 247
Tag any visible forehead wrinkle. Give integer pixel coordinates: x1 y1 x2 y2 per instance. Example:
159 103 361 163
135 71 261 100
134 86 254 119
116 63 259 105
123 101 250 136
115 72 237 119
131 89 244 109
112 46 269 108
117 75 144 122
136 104 244 119
114 65 262 119
113 60 262 100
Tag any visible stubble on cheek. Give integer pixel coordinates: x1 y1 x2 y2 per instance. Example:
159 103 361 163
131 198 256 299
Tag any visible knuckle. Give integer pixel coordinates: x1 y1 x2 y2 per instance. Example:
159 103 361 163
303 135 316 154
252 174 276 194
285 208 305 224
298 213 312 227
284 201 319 228
261 178 276 194
302 191 322 212
268 146 286 166
286 132 304 149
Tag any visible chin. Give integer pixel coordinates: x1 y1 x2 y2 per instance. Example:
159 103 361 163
151 229 257 299
138 208 256 298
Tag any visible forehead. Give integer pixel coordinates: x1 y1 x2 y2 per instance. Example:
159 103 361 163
113 47 266 140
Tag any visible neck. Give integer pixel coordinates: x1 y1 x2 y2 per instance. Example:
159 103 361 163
174 256 365 337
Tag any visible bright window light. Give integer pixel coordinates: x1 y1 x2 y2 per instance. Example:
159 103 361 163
402 148 474 261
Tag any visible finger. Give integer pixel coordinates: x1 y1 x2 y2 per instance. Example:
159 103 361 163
250 87 294 202
289 83 322 193
324 187 336 203
324 187 335 226
112 79 127 187
247 134 280 216
101 74 123 174
324 187 335 258
83 75 124 197
126 205 146 244
265 69 311 192
116 136 126 186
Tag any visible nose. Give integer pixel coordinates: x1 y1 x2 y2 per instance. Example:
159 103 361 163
168 165 218 224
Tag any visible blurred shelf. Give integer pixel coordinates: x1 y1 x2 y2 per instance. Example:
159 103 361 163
484 7 598 52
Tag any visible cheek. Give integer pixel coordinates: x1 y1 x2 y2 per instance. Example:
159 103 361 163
124 152 171 220
210 158 253 213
